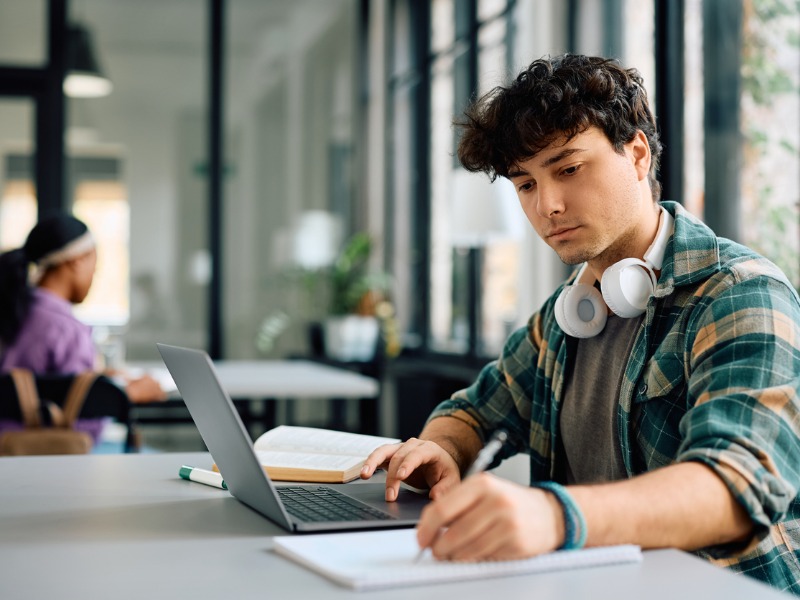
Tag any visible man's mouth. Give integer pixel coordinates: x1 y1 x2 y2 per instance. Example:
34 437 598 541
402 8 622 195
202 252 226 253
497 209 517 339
547 226 580 241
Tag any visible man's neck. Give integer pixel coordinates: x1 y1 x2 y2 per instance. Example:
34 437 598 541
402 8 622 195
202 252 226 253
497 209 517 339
587 200 661 282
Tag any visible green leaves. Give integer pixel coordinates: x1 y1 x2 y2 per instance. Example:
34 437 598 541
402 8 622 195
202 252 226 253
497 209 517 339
327 233 391 316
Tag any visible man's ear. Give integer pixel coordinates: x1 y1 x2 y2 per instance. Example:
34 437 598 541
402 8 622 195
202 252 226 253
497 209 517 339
628 130 651 182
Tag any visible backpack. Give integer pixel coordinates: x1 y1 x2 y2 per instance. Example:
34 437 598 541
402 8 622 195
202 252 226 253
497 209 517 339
0 369 98 456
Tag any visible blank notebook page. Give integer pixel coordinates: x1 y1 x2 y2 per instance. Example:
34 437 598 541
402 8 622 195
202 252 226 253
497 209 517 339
272 528 642 591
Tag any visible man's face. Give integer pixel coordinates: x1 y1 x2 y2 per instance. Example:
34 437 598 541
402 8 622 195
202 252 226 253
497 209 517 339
508 126 652 270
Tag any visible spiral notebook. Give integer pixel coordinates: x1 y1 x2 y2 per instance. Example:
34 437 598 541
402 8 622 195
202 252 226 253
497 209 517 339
272 528 642 591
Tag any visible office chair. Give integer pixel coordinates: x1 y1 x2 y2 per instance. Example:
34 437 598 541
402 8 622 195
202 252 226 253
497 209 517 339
0 372 138 452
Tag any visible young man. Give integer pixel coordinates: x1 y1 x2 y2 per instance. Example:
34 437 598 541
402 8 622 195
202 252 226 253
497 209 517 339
362 55 800 593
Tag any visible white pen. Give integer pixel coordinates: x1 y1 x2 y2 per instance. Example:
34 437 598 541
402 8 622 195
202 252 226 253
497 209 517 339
179 465 228 490
414 429 509 562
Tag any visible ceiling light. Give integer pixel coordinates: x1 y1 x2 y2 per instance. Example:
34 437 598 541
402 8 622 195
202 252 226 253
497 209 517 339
63 24 113 98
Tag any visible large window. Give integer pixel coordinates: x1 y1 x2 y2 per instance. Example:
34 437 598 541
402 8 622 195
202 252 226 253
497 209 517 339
0 99 37 249
740 0 799 288
427 0 521 357
680 0 799 289
0 0 47 67
388 0 799 366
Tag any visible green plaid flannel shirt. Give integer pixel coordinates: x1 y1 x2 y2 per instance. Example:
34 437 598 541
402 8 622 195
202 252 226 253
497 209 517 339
429 202 800 594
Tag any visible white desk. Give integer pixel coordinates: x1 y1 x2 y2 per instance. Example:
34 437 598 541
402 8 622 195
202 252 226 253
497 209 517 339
128 359 379 399
0 453 788 600
127 360 380 435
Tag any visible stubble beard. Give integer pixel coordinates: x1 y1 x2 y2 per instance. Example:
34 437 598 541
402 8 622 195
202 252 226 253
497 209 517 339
553 218 642 269
552 241 602 266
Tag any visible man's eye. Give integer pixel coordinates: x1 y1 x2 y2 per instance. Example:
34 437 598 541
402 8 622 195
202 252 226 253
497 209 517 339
562 165 580 176
518 181 536 192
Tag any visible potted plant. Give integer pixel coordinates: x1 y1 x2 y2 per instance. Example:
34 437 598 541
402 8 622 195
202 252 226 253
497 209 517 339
256 231 400 361
322 232 393 362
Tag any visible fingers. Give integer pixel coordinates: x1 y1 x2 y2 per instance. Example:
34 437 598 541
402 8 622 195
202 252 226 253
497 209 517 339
416 473 490 548
361 439 460 503
383 438 426 499
417 475 555 561
383 439 454 502
360 443 402 479
445 520 518 562
427 473 461 500
434 491 511 561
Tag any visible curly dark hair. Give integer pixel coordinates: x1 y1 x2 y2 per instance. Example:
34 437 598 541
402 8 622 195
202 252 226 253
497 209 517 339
456 54 662 201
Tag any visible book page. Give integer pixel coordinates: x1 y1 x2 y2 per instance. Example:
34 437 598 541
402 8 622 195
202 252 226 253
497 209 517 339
254 426 399 457
254 450 363 471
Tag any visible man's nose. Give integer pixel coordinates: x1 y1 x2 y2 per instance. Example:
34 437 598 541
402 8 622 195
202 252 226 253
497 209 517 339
536 184 564 218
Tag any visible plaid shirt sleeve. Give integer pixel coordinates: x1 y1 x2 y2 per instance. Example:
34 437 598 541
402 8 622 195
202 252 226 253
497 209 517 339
675 262 800 549
659 239 800 594
426 312 551 472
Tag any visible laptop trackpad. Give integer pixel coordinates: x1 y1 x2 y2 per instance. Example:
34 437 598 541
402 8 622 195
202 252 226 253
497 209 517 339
340 482 429 520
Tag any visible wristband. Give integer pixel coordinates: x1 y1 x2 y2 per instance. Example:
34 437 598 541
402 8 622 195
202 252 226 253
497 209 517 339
534 481 587 550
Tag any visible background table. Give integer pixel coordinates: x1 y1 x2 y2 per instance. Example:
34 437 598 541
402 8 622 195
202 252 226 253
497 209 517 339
0 452 789 600
127 360 381 437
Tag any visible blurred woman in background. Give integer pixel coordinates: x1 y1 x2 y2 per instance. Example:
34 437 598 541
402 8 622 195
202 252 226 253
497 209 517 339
0 213 165 420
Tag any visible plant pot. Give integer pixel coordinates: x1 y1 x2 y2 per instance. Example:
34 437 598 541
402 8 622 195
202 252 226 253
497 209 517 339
323 315 380 362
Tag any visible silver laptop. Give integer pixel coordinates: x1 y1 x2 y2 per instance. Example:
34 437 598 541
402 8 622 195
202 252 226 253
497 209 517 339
156 343 427 532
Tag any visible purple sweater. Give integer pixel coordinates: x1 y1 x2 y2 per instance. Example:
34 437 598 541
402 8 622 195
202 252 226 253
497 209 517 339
0 288 95 373
1 288 105 442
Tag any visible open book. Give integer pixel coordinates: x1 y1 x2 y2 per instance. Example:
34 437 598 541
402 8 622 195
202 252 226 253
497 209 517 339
215 425 399 483
273 529 642 591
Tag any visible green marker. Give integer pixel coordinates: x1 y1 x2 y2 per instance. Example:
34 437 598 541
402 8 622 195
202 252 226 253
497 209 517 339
179 465 227 490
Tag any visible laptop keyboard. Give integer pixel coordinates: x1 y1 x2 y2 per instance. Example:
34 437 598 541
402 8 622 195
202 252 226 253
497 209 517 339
277 486 396 523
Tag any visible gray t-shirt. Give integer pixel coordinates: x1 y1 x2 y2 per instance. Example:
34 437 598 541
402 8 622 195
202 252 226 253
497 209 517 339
558 314 644 485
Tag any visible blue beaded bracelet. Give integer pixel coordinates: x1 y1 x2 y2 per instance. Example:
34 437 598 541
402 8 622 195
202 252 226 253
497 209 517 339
535 481 587 550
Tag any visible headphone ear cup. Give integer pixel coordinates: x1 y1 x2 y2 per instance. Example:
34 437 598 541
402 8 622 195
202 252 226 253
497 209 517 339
554 283 608 338
601 258 657 318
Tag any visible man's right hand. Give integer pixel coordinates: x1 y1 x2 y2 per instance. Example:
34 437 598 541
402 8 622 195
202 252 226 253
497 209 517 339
360 438 462 502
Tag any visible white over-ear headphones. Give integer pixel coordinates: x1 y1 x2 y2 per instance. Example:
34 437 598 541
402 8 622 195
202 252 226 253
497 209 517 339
554 207 674 338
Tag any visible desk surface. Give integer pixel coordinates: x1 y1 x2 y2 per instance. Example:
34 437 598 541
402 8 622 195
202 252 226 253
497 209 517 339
0 453 787 600
128 359 380 399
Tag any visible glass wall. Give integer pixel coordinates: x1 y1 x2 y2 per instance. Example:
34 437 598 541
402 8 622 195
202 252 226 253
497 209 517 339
67 0 209 360
0 100 36 251
0 0 46 67
223 0 358 359
740 0 799 288
3 0 794 372
1 0 362 364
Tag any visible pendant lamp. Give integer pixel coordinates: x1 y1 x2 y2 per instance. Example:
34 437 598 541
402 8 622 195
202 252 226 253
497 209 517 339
63 24 113 98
